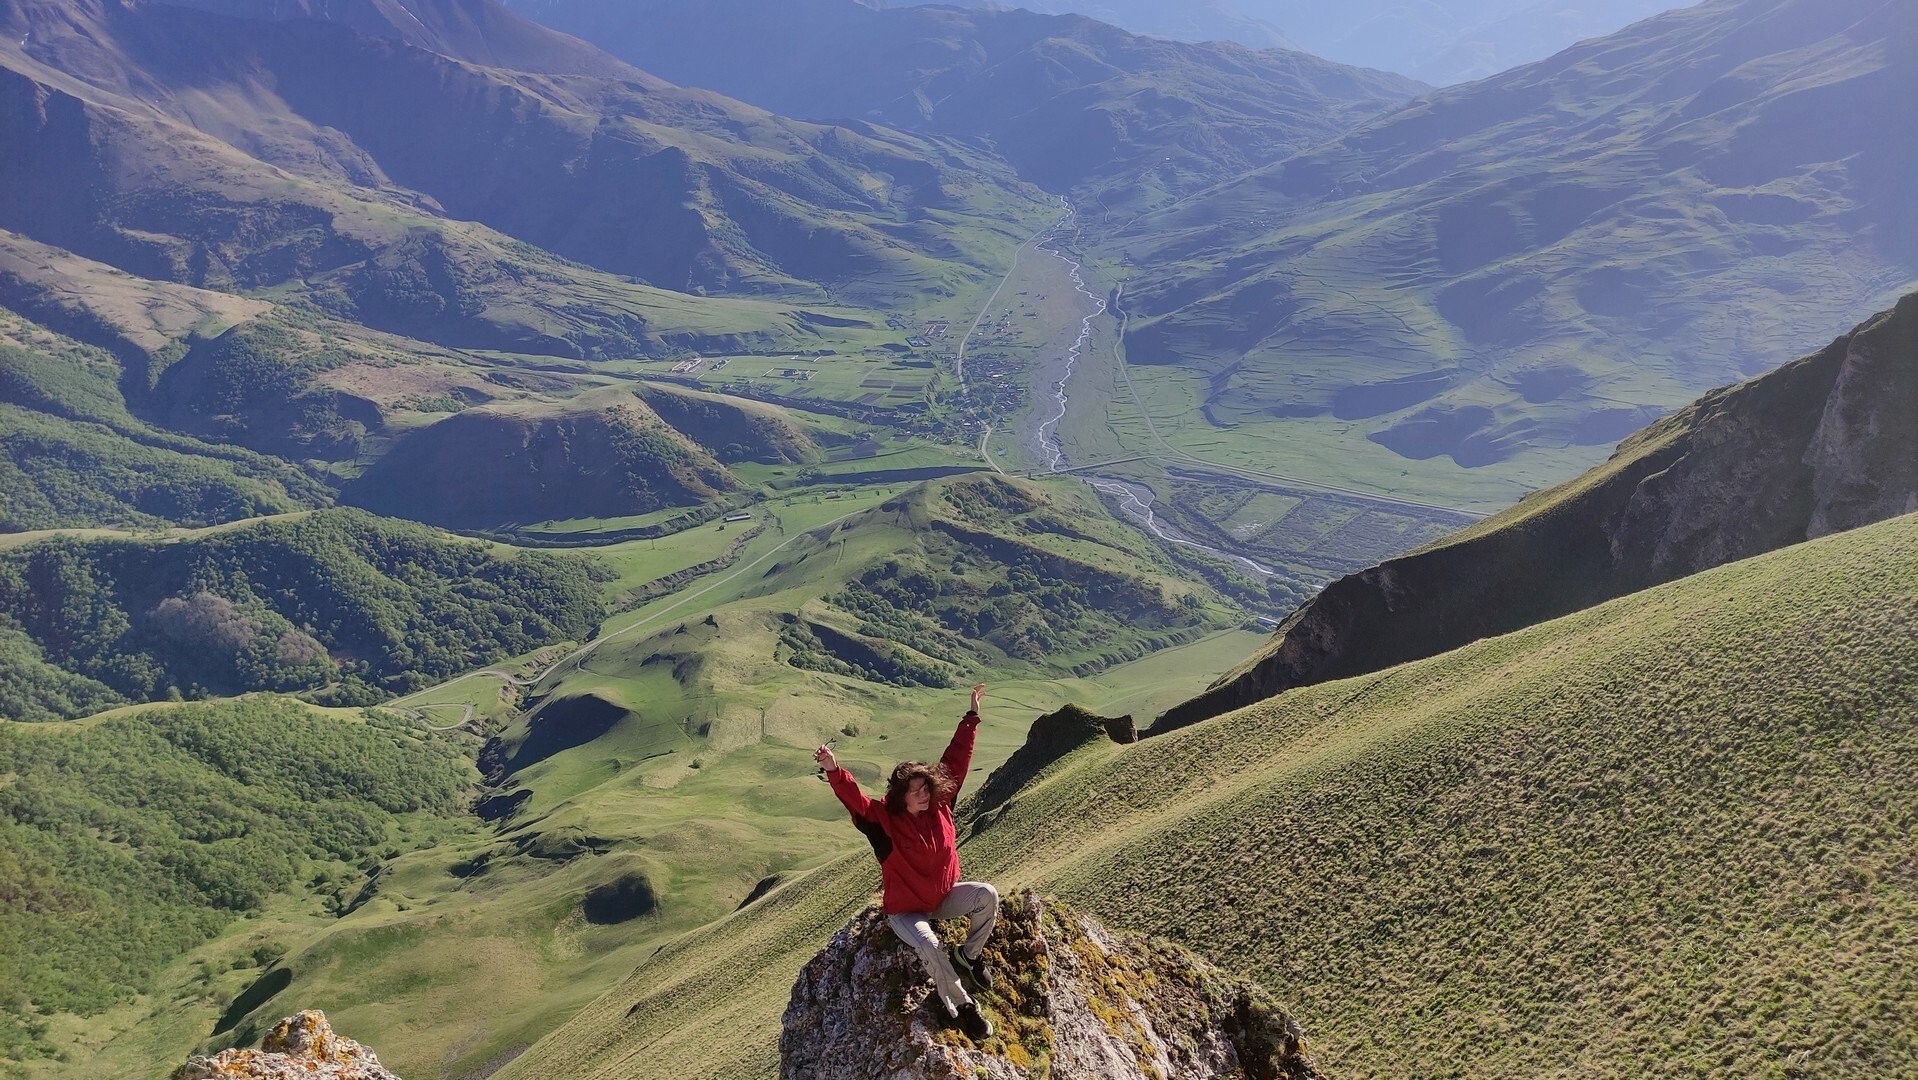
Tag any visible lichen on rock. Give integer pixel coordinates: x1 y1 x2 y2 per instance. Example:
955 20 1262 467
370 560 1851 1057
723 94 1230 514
780 889 1321 1080
175 1010 401 1080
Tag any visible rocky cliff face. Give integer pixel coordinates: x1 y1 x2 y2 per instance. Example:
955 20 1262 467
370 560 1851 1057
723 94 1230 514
780 890 1321 1080
1153 289 1918 734
176 1011 400 1080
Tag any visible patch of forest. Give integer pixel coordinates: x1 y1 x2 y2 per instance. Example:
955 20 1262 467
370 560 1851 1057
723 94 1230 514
0 510 611 719
0 698 471 1064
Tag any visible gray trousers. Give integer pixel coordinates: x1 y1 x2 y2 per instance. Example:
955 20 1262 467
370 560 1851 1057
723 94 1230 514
886 881 999 1014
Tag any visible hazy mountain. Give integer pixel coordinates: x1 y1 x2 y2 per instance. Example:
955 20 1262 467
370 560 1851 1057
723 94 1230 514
1153 286 1918 733
1115 0 1916 491
873 0 1687 86
865 0 1299 51
503 0 1425 211
155 0 642 76
0 0 1050 350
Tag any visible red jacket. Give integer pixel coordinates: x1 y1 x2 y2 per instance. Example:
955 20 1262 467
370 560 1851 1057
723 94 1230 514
827 711 978 915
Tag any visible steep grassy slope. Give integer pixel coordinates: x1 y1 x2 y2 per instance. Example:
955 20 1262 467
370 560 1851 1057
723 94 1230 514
504 509 1918 1080
1112 0 1916 505
1154 287 1918 732
507 0 1425 214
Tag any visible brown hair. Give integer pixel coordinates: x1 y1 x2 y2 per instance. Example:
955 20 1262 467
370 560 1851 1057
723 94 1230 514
884 760 955 813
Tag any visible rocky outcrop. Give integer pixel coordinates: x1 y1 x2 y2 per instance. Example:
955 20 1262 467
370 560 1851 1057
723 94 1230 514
176 1011 400 1080
780 890 1321 1080
1153 290 1918 734
965 705 1135 827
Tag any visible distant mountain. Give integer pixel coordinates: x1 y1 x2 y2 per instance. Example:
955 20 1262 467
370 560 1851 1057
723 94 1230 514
1152 286 1918 733
155 0 642 76
865 0 1299 51
0 0 1050 352
1115 0 1916 499
503 0 1425 211
872 0 1685 86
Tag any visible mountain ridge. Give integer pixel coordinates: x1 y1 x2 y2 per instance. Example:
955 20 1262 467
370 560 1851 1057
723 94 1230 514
1152 285 1918 733
503 0 1426 211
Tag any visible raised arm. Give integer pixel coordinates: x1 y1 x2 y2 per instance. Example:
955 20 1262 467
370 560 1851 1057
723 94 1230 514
939 684 986 804
817 744 881 822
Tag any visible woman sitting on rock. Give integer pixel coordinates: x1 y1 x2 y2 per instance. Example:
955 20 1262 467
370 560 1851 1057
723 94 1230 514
814 683 999 1040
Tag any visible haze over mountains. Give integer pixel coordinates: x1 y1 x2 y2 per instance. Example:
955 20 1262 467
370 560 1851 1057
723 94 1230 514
868 0 1685 86
0 0 1053 348
1 0 1915 1076
501 0 1426 208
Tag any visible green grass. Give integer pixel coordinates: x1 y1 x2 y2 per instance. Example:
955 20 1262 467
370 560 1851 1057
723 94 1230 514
501 511 1918 1079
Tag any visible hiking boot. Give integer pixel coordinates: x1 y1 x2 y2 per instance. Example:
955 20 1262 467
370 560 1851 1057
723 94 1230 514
950 945 994 992
956 1001 993 1040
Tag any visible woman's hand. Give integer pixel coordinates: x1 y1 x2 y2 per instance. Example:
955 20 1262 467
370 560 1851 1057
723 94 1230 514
813 745 838 773
970 683 986 714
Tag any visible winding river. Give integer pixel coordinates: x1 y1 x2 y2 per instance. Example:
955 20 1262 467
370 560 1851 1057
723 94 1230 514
1018 206 1281 579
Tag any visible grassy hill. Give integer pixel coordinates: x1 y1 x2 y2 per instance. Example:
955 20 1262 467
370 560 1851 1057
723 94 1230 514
341 388 742 531
1107 0 1917 510
500 507 1918 1079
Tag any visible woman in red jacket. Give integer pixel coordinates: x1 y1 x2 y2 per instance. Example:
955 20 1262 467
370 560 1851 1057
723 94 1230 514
814 683 998 1039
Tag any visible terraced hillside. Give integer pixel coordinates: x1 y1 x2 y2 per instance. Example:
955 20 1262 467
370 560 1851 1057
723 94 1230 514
502 509 1918 1079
